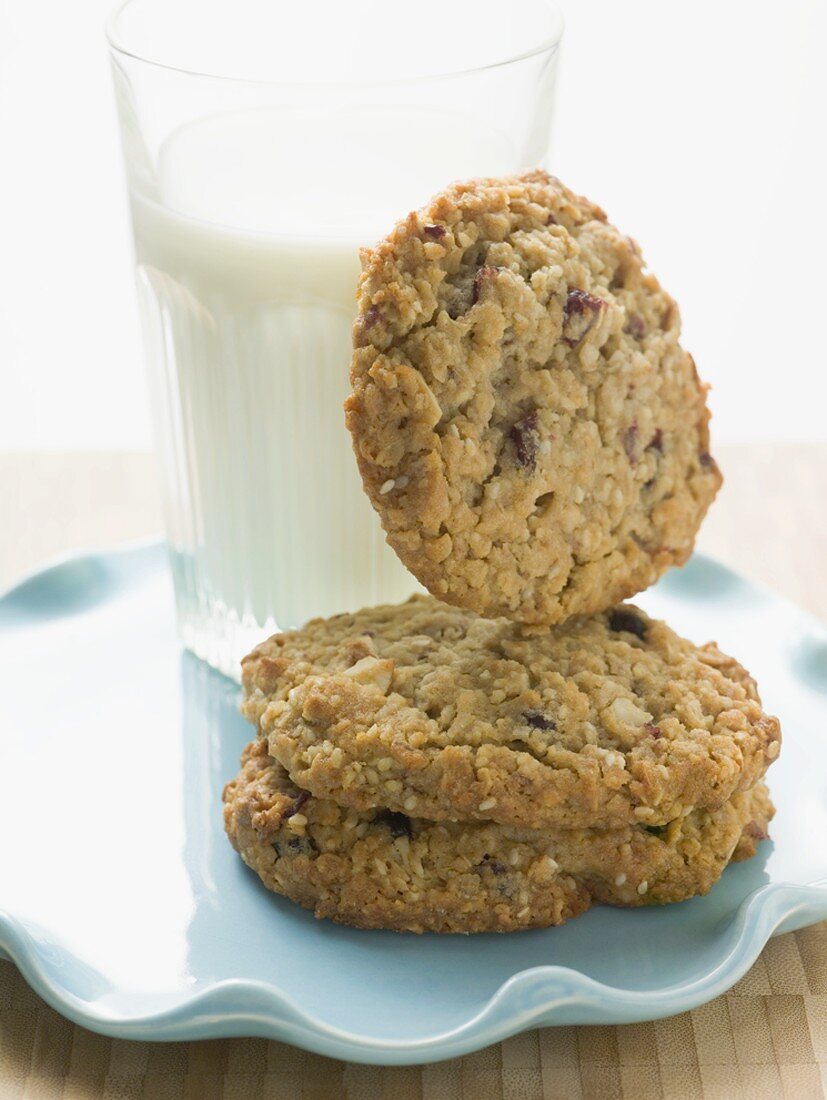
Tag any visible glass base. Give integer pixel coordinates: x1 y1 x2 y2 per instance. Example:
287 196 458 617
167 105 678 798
165 536 416 681
178 605 277 682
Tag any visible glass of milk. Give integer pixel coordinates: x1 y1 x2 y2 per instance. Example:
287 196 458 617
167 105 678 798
107 0 564 679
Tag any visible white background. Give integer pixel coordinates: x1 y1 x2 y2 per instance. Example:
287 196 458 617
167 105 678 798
1 0 825 450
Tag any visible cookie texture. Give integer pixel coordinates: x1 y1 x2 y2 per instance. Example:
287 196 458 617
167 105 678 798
224 739 773 934
241 596 781 830
345 171 722 623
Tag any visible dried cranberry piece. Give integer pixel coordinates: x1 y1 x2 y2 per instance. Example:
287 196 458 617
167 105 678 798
623 423 638 464
546 212 558 226
564 288 604 319
648 429 664 453
699 451 715 469
375 810 413 840
562 288 606 347
523 710 556 731
608 608 648 640
288 790 310 818
510 411 541 473
472 265 499 304
745 820 769 841
476 855 507 875
626 313 646 339
423 224 446 240
277 834 317 857
643 722 662 739
361 304 381 330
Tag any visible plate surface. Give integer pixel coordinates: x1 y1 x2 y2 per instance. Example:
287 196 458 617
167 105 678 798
1 542 826 1064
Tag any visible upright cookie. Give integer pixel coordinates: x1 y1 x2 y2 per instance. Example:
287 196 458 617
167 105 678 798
224 739 773 934
241 596 781 831
346 171 722 623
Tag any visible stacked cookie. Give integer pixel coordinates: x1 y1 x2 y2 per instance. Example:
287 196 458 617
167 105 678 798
226 599 778 932
225 172 781 933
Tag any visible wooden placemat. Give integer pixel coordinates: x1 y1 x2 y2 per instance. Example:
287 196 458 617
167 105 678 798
2 926 827 1098
1 447 826 1099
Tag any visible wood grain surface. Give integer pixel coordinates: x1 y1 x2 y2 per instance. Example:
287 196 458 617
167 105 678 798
1 445 826 1100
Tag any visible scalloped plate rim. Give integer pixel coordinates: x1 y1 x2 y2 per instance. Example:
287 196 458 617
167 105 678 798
3 881 827 1063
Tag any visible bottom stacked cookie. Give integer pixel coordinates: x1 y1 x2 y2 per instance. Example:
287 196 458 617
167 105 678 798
224 738 773 934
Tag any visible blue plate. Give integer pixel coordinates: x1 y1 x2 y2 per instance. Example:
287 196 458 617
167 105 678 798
1 543 826 1064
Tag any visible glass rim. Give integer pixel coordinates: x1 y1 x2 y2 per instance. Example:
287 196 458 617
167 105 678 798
105 0 564 89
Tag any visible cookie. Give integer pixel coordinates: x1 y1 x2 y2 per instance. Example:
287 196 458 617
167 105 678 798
224 739 773 934
241 595 781 830
345 171 722 623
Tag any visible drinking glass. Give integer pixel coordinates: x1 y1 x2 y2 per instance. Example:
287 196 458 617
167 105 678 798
107 0 564 679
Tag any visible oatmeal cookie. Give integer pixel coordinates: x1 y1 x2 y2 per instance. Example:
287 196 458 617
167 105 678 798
345 171 722 623
224 739 773 934
241 596 781 830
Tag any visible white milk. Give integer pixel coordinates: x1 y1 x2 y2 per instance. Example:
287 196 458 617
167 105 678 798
130 107 518 677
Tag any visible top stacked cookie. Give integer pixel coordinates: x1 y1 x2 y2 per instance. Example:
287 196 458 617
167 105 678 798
346 170 722 624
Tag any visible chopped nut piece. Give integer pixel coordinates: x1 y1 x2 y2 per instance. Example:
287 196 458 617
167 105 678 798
610 696 652 727
342 655 394 692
